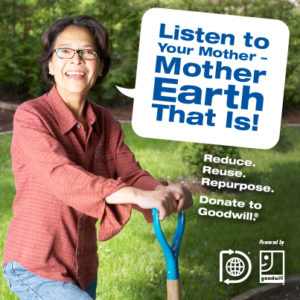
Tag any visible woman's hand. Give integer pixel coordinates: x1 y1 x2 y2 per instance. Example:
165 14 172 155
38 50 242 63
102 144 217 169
135 188 178 220
105 184 193 221
155 183 193 214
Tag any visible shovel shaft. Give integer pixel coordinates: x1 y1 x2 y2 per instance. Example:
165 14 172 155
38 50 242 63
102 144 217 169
167 279 181 300
152 209 185 299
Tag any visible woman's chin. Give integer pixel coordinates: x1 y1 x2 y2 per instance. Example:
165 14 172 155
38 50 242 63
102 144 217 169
59 81 91 94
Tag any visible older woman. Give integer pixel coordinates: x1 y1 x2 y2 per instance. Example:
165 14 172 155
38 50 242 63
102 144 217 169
2 16 192 300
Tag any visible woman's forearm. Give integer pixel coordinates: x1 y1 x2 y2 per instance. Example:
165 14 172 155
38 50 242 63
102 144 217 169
105 186 141 205
105 184 192 220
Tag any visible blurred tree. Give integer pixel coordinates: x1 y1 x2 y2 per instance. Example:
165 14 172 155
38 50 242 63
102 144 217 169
0 0 83 99
0 0 298 107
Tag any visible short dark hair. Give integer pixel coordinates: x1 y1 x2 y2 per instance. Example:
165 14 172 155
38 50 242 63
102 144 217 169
40 15 110 85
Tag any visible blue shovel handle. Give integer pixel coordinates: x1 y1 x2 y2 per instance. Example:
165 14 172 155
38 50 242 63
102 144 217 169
152 208 185 280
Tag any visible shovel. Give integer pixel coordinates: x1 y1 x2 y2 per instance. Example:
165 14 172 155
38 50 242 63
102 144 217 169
152 208 185 300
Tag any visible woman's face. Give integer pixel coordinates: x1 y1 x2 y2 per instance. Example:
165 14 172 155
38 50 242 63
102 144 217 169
48 25 102 99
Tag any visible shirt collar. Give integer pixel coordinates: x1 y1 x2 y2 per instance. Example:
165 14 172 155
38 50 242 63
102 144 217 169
47 85 99 135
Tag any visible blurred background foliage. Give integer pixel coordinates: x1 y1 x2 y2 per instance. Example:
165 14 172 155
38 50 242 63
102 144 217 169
0 0 299 107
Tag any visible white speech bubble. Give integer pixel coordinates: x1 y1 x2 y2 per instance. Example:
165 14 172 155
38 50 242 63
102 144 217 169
117 8 289 149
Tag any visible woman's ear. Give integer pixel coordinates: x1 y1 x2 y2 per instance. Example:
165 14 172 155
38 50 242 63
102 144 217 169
98 60 104 77
48 59 53 76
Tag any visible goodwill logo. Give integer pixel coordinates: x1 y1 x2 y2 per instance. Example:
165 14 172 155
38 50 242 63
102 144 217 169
117 8 289 149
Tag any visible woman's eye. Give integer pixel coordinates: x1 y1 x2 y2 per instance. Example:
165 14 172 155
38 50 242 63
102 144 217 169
57 49 71 55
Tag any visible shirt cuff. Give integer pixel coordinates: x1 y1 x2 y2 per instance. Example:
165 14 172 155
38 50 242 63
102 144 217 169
98 203 132 241
97 179 131 241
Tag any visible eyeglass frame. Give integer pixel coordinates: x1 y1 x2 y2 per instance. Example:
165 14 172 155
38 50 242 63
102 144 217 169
53 48 100 60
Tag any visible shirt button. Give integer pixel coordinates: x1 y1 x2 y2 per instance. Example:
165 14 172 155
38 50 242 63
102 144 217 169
79 223 83 230
76 123 81 129
77 250 81 256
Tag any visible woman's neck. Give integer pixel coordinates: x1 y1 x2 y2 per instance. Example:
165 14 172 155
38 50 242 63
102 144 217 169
56 85 88 124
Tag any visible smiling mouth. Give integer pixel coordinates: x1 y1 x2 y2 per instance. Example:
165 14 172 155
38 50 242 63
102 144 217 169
65 71 86 78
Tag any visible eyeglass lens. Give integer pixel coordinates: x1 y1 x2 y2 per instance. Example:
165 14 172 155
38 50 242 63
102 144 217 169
56 48 98 60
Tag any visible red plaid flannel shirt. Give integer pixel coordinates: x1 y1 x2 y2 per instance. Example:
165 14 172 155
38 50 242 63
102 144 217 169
3 85 166 289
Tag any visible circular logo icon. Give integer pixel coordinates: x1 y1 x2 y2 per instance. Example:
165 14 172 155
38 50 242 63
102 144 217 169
225 257 245 277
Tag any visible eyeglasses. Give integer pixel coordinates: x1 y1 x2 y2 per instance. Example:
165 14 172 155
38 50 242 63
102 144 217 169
54 48 99 60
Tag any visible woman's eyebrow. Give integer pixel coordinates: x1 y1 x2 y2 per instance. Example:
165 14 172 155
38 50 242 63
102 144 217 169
56 43 95 48
56 43 72 47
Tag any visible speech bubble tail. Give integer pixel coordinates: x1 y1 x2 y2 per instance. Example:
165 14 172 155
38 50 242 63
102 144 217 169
116 86 135 99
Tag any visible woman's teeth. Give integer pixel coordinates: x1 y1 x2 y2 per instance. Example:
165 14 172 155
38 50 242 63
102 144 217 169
65 72 85 77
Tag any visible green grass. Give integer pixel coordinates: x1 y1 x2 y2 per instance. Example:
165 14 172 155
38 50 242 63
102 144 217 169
1 126 300 299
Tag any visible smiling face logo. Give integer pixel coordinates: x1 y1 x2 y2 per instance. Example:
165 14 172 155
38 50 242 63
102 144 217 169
259 250 285 284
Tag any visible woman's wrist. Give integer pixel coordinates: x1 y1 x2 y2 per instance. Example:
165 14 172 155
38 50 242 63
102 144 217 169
105 186 142 205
